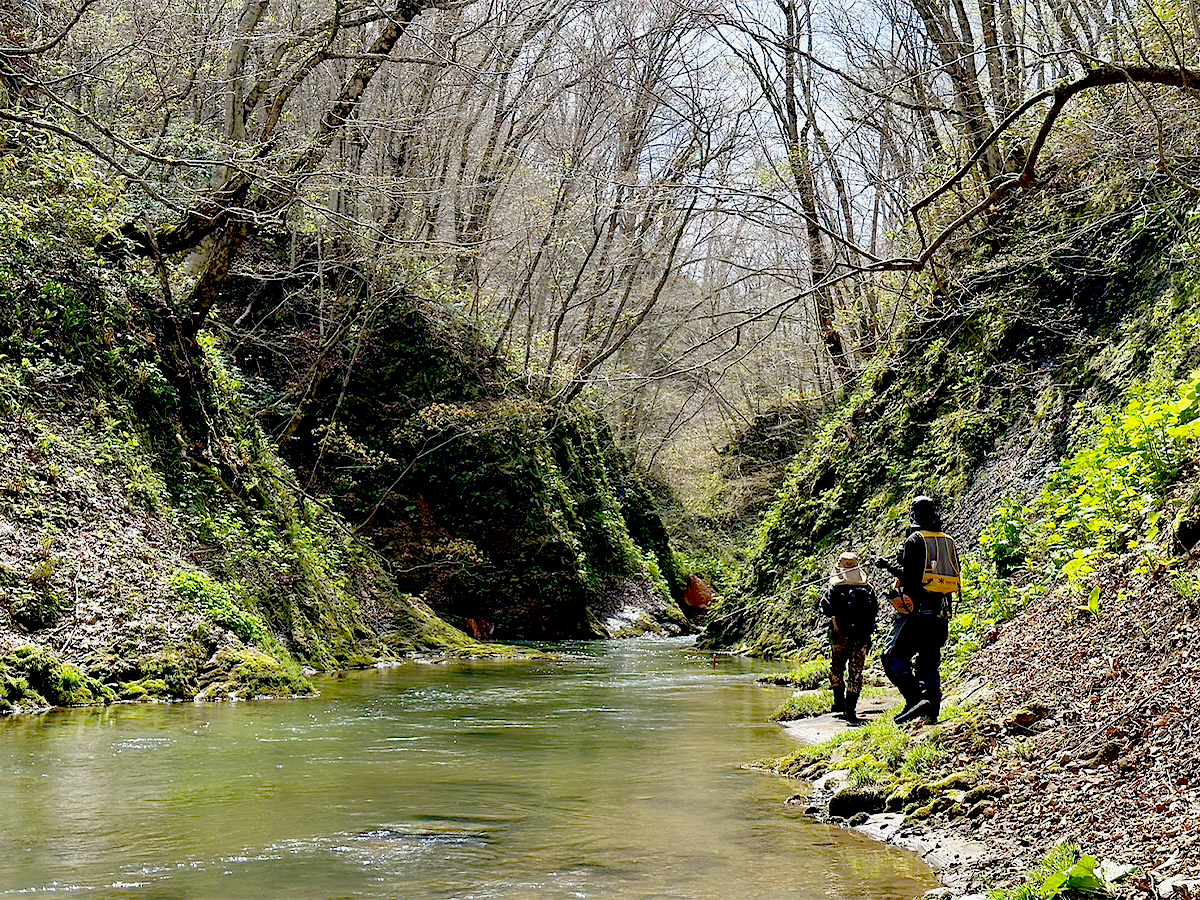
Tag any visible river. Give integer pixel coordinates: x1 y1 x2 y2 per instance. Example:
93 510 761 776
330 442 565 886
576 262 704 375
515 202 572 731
0 639 934 899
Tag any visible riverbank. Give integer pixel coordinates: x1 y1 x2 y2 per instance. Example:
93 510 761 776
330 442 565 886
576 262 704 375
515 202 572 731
767 597 1200 900
0 198 689 708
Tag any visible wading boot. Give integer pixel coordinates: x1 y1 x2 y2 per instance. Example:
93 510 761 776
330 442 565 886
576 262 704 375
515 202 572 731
841 692 860 724
895 693 921 720
831 686 845 715
895 698 935 724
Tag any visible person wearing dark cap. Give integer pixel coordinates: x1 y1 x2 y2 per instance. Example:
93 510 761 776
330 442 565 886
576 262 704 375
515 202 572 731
874 495 961 725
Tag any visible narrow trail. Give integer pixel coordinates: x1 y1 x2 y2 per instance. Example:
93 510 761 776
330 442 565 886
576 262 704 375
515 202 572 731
779 689 901 744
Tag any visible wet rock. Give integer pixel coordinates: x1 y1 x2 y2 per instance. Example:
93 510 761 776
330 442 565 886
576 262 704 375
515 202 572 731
812 770 849 794
828 786 886 819
856 812 906 842
928 772 975 792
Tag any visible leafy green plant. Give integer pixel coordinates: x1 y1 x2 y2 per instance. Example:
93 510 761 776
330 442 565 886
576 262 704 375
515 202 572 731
170 569 272 648
1076 586 1102 620
1040 371 1200 567
967 370 1200 632
980 496 1029 574
988 843 1135 900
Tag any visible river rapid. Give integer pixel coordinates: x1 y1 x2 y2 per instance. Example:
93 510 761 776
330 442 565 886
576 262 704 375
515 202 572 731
0 639 934 899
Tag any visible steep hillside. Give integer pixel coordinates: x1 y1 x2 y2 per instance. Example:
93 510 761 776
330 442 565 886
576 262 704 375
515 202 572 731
0 150 683 712
704 175 1200 655
705 173 1200 892
218 239 686 640
0 160 486 709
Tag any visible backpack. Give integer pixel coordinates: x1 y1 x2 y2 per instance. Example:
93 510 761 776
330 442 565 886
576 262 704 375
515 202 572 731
829 583 878 640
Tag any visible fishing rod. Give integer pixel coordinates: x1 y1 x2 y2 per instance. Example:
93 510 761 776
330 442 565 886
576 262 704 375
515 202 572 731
702 534 900 629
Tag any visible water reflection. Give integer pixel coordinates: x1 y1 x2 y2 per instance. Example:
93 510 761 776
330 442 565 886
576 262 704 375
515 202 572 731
0 639 934 899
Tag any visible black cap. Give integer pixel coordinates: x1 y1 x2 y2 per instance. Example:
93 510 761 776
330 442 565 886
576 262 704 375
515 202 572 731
911 495 938 528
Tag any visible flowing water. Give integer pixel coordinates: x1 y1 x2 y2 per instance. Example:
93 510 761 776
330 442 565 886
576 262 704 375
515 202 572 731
0 639 934 899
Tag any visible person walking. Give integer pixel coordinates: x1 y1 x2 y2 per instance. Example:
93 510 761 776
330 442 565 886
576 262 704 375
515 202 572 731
817 552 878 723
875 496 960 725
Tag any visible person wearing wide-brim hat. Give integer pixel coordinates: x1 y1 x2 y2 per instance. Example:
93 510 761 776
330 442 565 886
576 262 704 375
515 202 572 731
817 551 879 722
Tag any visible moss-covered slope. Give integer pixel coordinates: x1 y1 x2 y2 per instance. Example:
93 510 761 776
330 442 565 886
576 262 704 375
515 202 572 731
704 177 1200 656
0 157 479 710
742 184 1200 893
222 251 687 640
0 144 688 720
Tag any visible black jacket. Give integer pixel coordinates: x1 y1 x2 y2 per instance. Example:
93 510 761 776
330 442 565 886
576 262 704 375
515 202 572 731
878 524 943 613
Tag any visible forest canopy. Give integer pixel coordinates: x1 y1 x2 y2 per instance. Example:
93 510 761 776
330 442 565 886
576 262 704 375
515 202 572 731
3 0 1199 504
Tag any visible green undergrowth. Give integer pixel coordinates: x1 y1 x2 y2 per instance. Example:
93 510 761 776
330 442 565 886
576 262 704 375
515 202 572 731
771 702 979 783
767 701 990 821
703 179 1200 657
0 645 115 712
951 361 1200 674
990 843 1136 900
226 271 686 639
994 368 1199 588
0 146 484 708
169 343 477 667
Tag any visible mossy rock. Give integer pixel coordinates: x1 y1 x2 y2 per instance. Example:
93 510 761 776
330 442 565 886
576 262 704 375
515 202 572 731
85 645 202 700
194 645 314 701
605 609 662 638
927 771 975 792
963 781 1003 805
886 781 933 811
138 650 201 699
906 800 938 821
828 785 886 819
847 812 870 827
335 651 382 669
118 678 172 701
906 795 964 822
0 645 115 711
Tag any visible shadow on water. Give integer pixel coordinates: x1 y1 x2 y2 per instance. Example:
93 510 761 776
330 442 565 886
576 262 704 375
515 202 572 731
0 638 935 899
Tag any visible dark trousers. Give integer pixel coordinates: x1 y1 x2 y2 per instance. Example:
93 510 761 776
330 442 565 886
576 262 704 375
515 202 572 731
881 614 948 708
